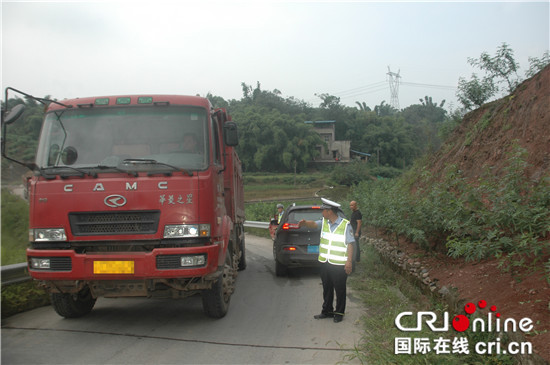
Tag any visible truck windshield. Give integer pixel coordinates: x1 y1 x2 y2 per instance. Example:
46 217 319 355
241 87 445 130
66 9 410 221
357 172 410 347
35 106 209 172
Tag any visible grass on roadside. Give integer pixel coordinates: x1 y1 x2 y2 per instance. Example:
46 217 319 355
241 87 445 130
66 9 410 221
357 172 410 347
1 189 29 265
346 243 515 365
1 281 50 318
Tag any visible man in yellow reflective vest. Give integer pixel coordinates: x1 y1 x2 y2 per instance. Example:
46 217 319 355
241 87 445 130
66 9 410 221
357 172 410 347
276 203 284 224
298 198 354 323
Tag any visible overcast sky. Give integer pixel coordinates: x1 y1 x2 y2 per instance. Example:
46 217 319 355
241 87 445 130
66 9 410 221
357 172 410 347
2 1 548 110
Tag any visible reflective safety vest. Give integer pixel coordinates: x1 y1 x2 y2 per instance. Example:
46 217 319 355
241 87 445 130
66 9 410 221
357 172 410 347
318 218 350 265
278 212 284 224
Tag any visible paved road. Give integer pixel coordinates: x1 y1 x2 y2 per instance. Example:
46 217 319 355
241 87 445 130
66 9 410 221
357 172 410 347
2 234 365 364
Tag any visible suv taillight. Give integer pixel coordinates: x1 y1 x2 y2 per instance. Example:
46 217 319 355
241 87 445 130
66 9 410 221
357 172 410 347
282 223 300 230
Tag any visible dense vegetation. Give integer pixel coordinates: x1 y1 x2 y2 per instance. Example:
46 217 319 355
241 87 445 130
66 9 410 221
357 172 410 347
227 86 457 172
2 96 44 163
350 147 549 276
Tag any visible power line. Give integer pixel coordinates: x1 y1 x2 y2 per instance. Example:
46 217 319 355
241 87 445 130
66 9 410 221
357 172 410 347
401 81 456 90
336 85 389 100
332 81 387 97
308 73 457 106
307 81 388 104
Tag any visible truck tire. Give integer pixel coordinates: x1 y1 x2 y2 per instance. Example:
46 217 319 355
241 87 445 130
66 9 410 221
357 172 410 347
238 232 246 271
275 260 288 277
50 286 96 318
202 253 234 318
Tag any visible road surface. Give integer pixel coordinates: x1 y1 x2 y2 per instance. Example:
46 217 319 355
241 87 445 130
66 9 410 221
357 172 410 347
2 234 365 364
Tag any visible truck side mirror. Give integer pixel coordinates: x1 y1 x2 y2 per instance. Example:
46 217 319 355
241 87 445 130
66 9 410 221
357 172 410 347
3 104 25 125
224 121 238 147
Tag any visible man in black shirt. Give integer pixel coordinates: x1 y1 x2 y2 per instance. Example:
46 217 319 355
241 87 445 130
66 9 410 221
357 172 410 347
349 201 362 262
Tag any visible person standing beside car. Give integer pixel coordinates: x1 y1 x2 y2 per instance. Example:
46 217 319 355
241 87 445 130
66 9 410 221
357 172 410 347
298 198 354 323
276 203 285 224
349 200 362 262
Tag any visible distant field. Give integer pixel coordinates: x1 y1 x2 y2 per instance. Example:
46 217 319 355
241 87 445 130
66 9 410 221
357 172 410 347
243 172 351 233
243 172 342 203
244 185 321 202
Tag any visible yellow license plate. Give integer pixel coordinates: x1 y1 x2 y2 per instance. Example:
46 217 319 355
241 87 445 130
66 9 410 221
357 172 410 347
93 261 134 274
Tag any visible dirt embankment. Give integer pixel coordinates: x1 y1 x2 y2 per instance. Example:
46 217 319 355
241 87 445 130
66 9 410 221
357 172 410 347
430 64 550 183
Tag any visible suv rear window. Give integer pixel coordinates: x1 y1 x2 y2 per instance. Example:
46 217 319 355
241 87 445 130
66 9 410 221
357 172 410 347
287 209 322 223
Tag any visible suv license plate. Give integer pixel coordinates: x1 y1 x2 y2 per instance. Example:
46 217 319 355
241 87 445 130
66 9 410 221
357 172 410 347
307 245 319 253
94 260 134 274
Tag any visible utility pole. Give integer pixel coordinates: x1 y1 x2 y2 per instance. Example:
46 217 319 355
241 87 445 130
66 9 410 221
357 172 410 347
387 66 401 110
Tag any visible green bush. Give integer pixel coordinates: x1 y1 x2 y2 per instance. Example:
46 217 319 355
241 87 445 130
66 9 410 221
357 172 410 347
245 201 278 222
1 189 29 265
1 281 50 318
369 166 403 179
330 161 373 186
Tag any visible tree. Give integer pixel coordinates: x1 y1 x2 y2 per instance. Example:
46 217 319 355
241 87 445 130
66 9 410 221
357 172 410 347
467 42 520 94
402 96 448 152
374 101 397 116
419 96 445 108
355 101 371 112
2 96 45 162
456 74 496 110
206 93 229 109
241 82 253 100
315 93 341 110
525 51 550 78
231 99 321 172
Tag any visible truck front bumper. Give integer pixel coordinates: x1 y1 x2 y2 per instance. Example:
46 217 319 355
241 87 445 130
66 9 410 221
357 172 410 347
27 245 221 281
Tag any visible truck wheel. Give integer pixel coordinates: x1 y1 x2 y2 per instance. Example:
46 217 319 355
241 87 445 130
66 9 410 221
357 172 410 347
275 260 288 277
50 286 96 318
202 253 234 318
237 233 246 271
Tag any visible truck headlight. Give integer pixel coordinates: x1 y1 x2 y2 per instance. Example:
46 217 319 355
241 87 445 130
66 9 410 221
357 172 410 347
30 258 51 269
31 228 67 242
163 224 210 238
180 255 206 267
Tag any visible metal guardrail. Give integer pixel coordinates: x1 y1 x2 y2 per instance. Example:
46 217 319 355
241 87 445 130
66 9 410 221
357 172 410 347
1 262 30 286
243 220 271 229
1 221 271 286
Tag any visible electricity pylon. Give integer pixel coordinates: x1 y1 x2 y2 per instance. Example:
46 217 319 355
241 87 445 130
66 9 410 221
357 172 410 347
387 66 401 110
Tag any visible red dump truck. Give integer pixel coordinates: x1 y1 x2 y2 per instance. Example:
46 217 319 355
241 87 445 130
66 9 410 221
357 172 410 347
1 88 246 318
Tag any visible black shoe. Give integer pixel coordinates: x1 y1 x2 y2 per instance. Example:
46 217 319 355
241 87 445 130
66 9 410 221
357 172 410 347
314 313 334 319
333 315 343 323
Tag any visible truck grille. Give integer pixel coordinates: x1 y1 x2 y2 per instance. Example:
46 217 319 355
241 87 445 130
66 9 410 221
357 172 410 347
69 211 160 236
156 255 182 270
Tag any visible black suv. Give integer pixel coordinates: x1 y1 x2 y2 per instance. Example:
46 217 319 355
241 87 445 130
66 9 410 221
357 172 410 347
272 204 346 276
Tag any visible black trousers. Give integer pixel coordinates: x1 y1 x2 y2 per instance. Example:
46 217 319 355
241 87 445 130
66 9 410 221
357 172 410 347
319 262 348 316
